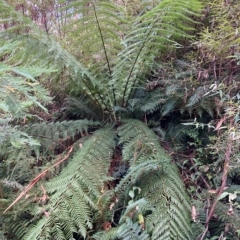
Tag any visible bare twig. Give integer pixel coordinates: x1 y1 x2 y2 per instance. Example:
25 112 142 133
199 120 233 240
3 146 73 213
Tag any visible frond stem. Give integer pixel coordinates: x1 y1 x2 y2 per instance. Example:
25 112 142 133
83 79 112 114
121 22 156 107
125 59 146 106
4 146 73 213
92 2 116 106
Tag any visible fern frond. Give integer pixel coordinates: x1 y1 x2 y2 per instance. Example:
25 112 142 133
21 128 115 239
118 218 150 240
161 97 182 116
186 86 205 107
92 228 118 240
63 96 102 121
63 1 125 71
0 43 53 119
22 119 100 154
138 89 165 114
0 1 115 113
111 0 202 107
0 119 101 179
59 0 128 107
118 119 168 164
116 119 192 239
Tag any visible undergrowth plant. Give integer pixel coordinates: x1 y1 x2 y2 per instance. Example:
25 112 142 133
4 0 240 239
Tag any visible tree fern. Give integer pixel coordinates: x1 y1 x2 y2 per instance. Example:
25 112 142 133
0 0 206 239
0 0 202 114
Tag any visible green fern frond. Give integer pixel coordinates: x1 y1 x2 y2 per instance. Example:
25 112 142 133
1 119 96 181
141 169 192 240
115 120 192 240
165 84 181 96
138 90 165 114
186 87 205 107
118 119 168 164
161 97 182 116
63 97 102 121
118 218 150 240
0 50 53 119
111 0 202 107
63 1 125 70
92 228 118 240
22 119 100 155
0 1 115 112
21 128 115 239
59 0 128 107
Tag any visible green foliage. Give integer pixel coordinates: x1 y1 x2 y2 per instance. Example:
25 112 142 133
111 0 202 107
63 97 102 121
115 120 192 240
197 0 240 67
62 0 126 70
2 0 228 239
10 128 115 239
0 40 54 151
22 119 100 155
117 218 150 240
0 0 202 113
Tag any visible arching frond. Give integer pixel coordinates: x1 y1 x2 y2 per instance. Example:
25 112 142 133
115 120 192 240
0 1 115 112
17 128 116 239
111 0 202 107
23 119 100 154
62 96 103 121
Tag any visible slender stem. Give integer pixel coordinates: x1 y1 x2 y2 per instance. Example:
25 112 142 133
83 79 111 113
200 120 233 240
4 146 73 213
121 18 158 107
121 38 147 107
92 2 116 106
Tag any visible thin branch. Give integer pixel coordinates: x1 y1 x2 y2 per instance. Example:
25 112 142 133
189 153 211 190
121 18 159 107
92 2 116 106
3 146 73 213
199 121 233 239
